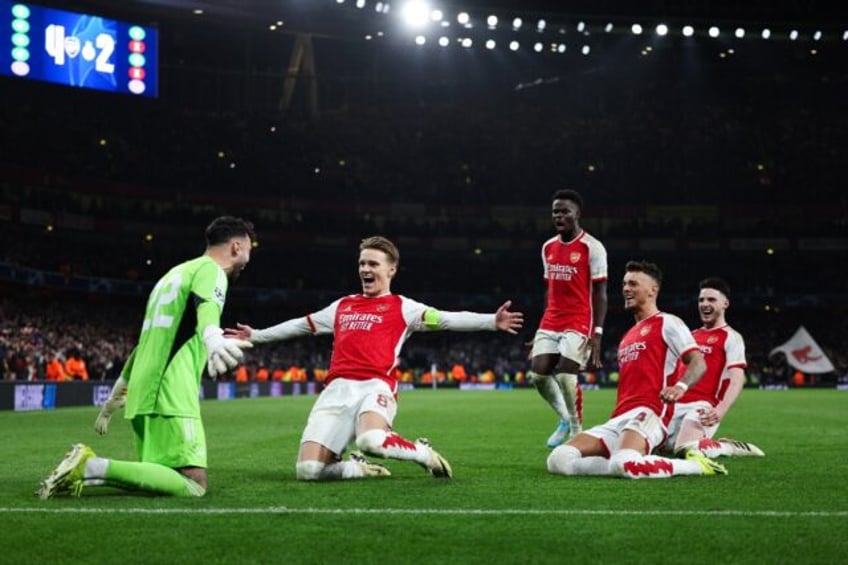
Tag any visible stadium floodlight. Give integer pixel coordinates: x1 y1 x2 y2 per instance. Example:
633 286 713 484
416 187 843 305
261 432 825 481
512 17 522 30
509 40 519 51
461 37 472 47
415 35 426 45
356 0 365 8
789 29 798 40
537 19 546 31
631 23 643 35
813 30 822 41
581 45 590 55
485 39 495 49
533 42 543 52
577 21 585 32
682 25 694 37
734 27 745 38
708 26 720 38
375 2 383 12
761 28 771 39
656 24 668 36
843 30 848 40
457 12 469 25
430 10 443 22
336 0 344 4
604 22 613 33
401 1 431 29
487 15 498 28
438 36 449 46
557 44 566 53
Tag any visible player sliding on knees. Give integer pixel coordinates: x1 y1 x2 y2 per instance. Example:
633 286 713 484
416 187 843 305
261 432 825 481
661 277 765 459
547 261 728 479
225 236 524 481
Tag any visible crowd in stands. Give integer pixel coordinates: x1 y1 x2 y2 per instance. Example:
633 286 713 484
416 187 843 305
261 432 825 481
0 297 134 382
1 26 846 388
2 291 845 388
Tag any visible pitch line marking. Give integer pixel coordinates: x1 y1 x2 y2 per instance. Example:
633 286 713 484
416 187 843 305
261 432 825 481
2 507 847 517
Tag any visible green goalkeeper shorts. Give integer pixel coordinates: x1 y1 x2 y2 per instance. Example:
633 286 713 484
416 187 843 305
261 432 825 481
131 415 208 469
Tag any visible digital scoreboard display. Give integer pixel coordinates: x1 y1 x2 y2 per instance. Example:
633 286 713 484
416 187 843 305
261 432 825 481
0 1 158 97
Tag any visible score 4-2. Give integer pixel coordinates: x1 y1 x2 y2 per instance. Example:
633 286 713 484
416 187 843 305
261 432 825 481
44 23 115 74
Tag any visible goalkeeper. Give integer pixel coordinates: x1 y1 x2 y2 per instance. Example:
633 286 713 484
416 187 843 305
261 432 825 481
37 216 256 499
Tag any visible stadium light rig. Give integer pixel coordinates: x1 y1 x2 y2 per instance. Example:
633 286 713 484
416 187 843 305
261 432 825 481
328 0 848 56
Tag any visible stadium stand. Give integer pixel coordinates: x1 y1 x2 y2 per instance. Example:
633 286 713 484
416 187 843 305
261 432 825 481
1 3 845 386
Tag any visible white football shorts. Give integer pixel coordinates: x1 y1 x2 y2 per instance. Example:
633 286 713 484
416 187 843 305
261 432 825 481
583 406 667 455
300 377 398 455
664 400 718 449
531 329 590 368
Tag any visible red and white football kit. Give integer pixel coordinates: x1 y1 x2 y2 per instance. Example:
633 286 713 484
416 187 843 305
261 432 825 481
253 293 495 454
532 231 607 363
665 325 747 445
586 312 699 453
538 230 607 335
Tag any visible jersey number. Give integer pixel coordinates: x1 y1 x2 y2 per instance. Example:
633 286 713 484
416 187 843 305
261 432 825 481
142 274 182 331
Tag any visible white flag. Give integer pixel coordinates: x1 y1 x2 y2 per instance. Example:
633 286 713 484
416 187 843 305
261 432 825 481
770 326 835 374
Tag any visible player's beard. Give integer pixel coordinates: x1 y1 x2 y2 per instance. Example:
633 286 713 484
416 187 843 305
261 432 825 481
229 263 246 282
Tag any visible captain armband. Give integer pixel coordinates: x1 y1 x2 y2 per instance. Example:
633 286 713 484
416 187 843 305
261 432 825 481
423 309 442 330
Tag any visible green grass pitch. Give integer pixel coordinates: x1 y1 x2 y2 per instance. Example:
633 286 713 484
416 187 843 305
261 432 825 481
1 388 846 564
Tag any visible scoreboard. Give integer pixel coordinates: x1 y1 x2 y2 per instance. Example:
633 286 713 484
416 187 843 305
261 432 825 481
0 1 158 97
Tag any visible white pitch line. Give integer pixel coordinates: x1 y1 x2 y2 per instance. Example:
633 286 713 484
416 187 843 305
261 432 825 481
2 507 847 517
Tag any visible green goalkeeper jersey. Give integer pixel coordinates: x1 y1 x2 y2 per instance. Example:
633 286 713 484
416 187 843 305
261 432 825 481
123 256 228 419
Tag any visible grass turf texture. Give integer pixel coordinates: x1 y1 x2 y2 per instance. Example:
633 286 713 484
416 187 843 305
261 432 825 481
2 388 846 564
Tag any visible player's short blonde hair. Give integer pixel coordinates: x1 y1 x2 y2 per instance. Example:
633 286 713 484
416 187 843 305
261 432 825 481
360 236 399 266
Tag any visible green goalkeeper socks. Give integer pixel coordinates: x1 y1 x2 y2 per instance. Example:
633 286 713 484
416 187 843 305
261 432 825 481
105 460 206 497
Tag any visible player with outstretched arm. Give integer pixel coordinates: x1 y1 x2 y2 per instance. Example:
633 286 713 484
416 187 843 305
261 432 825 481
226 236 524 481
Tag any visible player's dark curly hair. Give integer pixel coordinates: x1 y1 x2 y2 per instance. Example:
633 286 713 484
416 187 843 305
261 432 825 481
699 276 731 298
551 189 583 211
625 260 663 287
205 216 256 246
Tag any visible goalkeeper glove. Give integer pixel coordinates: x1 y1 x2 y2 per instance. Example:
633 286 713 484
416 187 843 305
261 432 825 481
203 326 253 378
94 375 128 435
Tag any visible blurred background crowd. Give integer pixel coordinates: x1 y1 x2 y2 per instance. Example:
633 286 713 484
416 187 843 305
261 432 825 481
1 1 845 387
